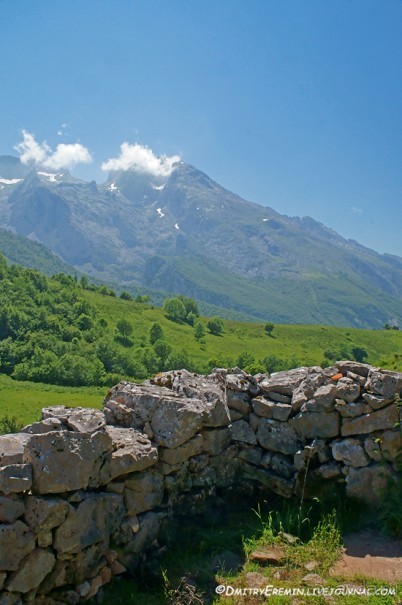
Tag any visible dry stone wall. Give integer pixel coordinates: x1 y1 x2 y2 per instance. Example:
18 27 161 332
0 362 401 603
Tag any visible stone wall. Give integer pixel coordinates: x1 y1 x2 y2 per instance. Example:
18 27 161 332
0 362 401 603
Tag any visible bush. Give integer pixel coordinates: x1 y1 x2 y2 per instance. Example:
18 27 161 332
207 316 224 335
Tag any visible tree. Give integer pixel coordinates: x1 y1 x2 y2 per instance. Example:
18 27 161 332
115 318 133 340
149 322 164 345
237 352 255 369
207 316 224 335
178 295 200 319
120 291 133 301
194 320 205 341
351 346 368 363
264 322 275 337
152 339 172 367
163 298 186 322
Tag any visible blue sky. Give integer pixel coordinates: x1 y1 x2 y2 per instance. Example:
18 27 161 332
1 0 401 256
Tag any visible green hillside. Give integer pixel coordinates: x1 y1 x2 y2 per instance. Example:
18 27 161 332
0 254 401 426
0 228 77 276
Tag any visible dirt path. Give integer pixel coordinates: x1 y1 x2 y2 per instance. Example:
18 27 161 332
330 530 402 582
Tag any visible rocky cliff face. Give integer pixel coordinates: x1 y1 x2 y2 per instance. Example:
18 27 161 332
0 362 401 602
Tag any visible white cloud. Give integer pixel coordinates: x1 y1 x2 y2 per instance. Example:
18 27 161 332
351 206 363 214
15 130 92 170
15 130 50 165
43 143 92 170
102 142 180 178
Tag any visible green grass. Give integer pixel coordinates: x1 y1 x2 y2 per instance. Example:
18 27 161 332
84 289 402 372
0 374 106 427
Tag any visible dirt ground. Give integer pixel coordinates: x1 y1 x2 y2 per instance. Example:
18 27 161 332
330 530 402 582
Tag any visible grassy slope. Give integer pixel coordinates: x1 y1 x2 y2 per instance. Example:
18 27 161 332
0 374 106 426
83 290 402 371
1 287 401 428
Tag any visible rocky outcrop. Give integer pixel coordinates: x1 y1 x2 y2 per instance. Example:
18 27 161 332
0 362 401 603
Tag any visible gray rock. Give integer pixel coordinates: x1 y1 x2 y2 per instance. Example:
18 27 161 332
302 384 338 412
266 392 291 404
365 369 402 399
362 393 394 410
24 496 69 532
252 397 275 418
341 405 399 436
0 464 32 494
290 411 340 439
229 409 244 421
346 464 394 504
23 431 112 494
364 430 402 462
226 390 250 415
336 361 371 377
53 493 124 554
124 470 164 515
334 399 371 418
260 451 272 467
202 427 231 455
332 438 370 467
336 378 360 403
0 434 31 466
0 521 35 571
237 447 262 466
312 462 342 479
0 495 25 523
230 420 257 445
129 511 166 554
226 373 253 392
6 549 55 593
103 382 179 428
257 419 301 455
100 427 158 483
159 434 203 465
270 453 294 478
21 418 63 434
151 397 206 448
272 403 292 421
260 367 313 396
243 465 294 497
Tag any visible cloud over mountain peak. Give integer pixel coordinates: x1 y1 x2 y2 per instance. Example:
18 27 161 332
101 142 180 178
15 130 92 171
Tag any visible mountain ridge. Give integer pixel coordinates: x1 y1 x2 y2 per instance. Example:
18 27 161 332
0 155 401 328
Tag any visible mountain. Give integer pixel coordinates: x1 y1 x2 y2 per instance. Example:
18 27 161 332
0 156 401 328
0 228 78 277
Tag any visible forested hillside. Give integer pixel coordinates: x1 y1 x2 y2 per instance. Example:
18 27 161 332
0 253 401 389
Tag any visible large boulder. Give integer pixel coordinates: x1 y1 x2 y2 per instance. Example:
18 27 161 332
365 369 402 399
290 411 340 439
341 406 400 437
260 368 313 396
331 438 370 467
100 427 158 483
0 521 35 571
151 398 206 448
124 470 164 515
0 464 32 494
6 549 55 593
24 496 69 532
23 431 112 494
345 464 394 504
53 493 124 554
0 434 31 466
256 419 301 455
